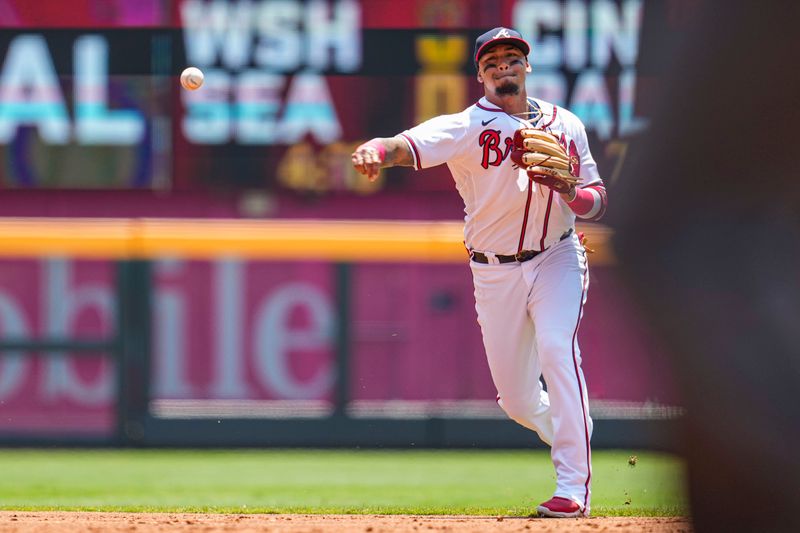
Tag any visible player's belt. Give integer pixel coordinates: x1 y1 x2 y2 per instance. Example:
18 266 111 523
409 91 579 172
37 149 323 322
470 229 573 264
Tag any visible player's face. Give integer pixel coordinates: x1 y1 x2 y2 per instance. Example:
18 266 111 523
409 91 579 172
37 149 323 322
477 45 531 96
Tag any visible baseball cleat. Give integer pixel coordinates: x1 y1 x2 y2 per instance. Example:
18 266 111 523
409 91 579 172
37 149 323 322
536 496 584 518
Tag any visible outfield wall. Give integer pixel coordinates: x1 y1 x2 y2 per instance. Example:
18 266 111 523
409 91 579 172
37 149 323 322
0 242 680 436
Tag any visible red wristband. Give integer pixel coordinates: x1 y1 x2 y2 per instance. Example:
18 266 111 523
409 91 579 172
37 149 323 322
361 139 386 162
566 187 595 214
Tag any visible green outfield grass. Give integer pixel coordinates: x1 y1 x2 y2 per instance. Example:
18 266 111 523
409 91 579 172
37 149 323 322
0 449 686 516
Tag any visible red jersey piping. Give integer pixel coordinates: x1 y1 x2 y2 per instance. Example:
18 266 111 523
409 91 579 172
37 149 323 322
399 133 422 170
538 189 554 251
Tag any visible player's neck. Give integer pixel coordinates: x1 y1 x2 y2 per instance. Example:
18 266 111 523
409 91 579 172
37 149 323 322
484 91 529 116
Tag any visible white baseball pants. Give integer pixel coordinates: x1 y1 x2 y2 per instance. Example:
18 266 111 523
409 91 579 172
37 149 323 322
469 233 593 513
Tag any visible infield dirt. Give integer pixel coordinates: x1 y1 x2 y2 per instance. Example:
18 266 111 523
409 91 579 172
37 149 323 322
0 512 691 532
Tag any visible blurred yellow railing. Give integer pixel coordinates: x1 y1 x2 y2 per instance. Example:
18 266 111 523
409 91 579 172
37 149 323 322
0 218 615 265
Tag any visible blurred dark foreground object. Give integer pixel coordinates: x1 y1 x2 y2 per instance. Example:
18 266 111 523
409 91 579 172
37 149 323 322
612 1 800 532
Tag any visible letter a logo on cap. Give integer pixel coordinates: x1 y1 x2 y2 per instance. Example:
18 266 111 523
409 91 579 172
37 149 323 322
474 27 531 65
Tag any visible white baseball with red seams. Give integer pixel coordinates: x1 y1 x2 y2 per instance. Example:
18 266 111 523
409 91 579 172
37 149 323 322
400 96 605 514
180 67 204 90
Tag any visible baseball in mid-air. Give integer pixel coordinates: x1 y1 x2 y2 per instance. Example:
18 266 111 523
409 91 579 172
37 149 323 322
180 67 204 90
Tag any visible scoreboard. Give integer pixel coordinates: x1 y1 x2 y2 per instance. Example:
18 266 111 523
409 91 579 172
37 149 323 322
0 0 689 193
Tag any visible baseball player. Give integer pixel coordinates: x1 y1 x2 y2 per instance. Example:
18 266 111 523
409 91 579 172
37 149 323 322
351 27 607 518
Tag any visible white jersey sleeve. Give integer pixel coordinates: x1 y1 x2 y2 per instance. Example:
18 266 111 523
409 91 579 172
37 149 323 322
574 123 602 187
399 112 469 170
550 105 602 188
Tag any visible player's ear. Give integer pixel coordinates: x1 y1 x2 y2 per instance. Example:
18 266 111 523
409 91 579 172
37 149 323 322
477 72 484 84
525 61 532 73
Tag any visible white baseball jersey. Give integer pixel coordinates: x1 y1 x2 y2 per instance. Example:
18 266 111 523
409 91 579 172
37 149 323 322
400 96 603 255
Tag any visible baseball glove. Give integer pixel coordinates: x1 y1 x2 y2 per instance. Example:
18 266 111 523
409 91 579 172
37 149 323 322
511 129 581 194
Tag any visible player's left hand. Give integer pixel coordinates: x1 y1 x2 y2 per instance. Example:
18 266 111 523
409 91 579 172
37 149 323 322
351 141 385 181
511 129 582 194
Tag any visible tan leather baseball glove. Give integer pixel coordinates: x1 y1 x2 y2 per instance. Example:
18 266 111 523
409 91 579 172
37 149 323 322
511 129 582 194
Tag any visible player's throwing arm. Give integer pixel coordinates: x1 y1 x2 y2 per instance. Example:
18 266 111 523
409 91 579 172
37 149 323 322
351 137 414 181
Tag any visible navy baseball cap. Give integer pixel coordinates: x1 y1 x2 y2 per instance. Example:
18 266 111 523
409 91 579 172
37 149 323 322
474 27 531 66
